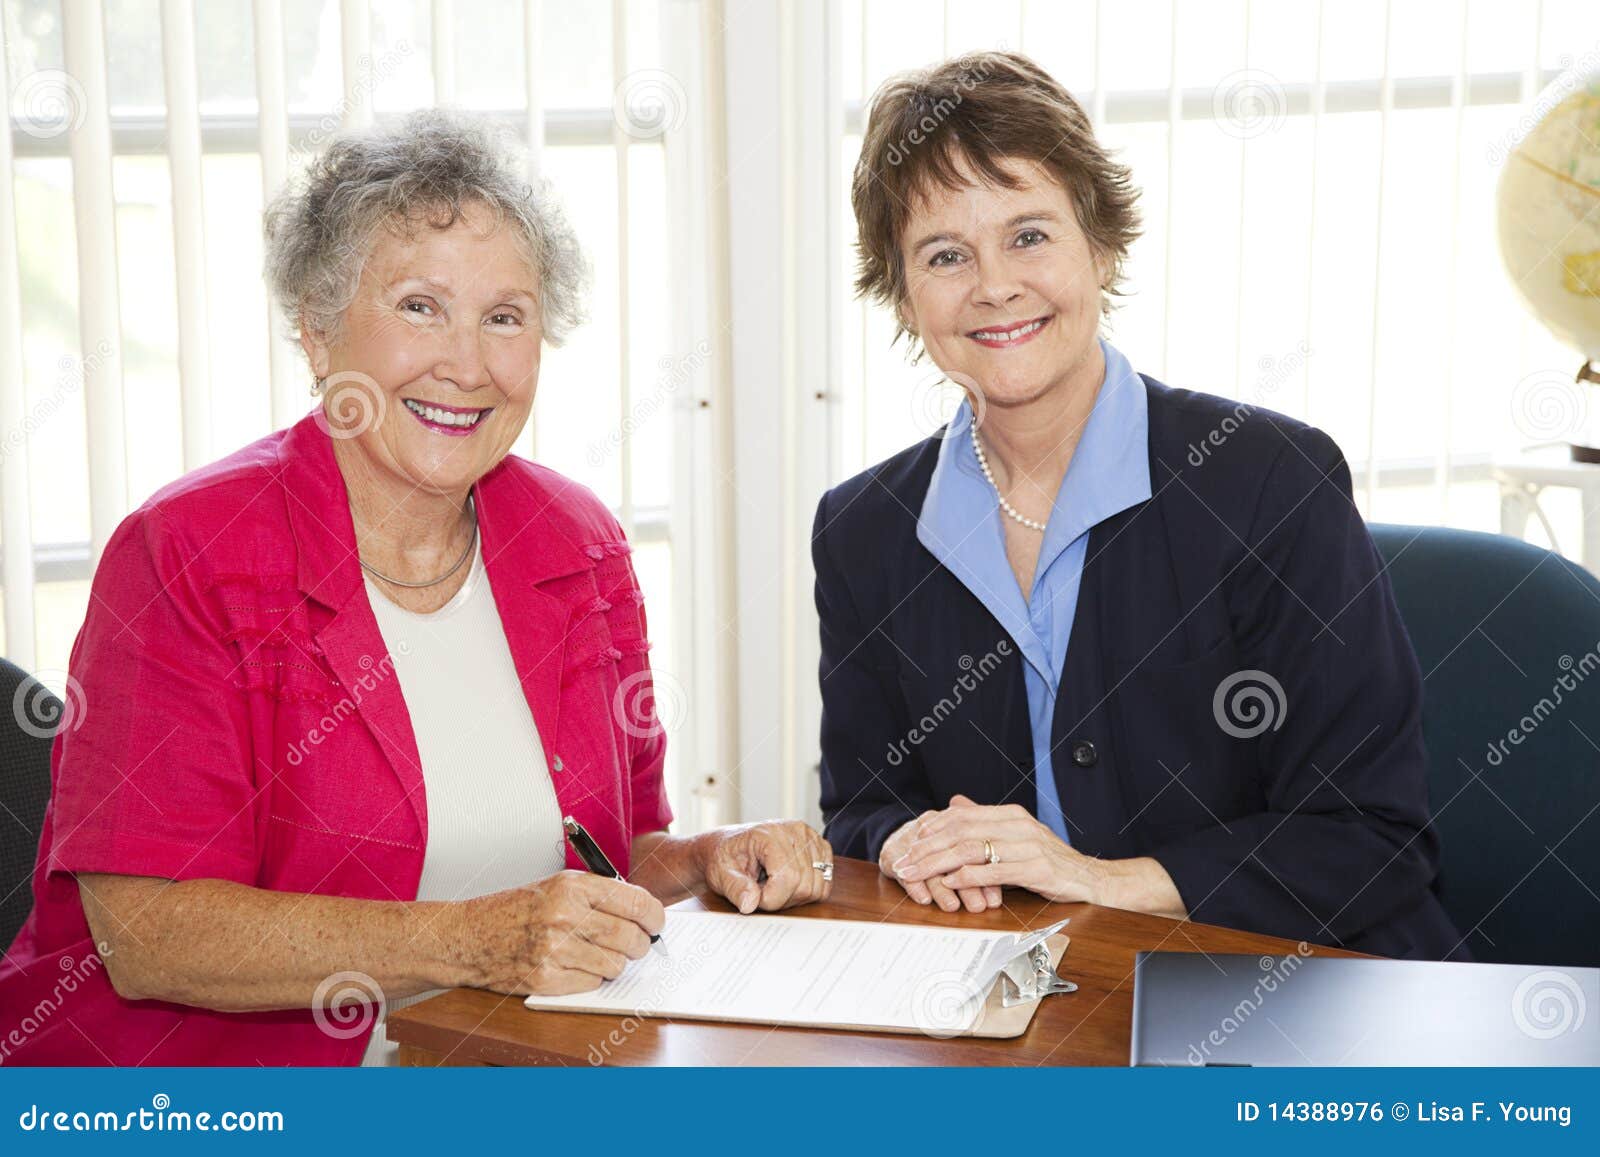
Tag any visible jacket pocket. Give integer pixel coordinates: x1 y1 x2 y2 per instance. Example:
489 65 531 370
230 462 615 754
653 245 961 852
209 573 342 705
1113 635 1264 843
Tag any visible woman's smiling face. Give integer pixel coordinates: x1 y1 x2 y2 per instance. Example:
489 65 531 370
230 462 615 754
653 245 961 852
898 156 1106 409
303 201 543 498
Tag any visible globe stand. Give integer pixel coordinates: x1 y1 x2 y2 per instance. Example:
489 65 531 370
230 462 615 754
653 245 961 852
1571 361 1600 465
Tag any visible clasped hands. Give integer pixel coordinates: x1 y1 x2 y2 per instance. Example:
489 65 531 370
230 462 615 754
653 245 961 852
879 794 1106 912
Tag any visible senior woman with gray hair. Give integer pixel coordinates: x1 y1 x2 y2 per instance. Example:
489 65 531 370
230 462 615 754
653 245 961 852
0 109 832 1066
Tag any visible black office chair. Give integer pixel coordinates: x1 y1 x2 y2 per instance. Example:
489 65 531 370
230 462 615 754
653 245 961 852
1369 523 1600 967
0 658 60 951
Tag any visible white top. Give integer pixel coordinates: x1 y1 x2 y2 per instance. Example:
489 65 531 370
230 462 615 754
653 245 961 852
357 527 566 1066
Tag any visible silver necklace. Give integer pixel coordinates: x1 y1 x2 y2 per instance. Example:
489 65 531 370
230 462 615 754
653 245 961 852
972 426 1047 533
360 517 478 588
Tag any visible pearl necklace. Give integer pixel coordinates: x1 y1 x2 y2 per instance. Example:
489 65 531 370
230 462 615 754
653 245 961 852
972 426 1047 532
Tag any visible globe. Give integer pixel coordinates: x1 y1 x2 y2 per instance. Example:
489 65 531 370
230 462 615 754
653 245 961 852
1498 66 1600 363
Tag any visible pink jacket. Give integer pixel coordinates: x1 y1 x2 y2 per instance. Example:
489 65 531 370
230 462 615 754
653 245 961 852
0 411 672 1065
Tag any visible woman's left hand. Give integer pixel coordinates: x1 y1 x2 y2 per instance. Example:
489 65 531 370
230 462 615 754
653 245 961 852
695 821 834 914
889 795 1105 904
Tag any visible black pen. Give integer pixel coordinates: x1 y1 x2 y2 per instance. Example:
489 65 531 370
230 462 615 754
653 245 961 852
562 815 667 956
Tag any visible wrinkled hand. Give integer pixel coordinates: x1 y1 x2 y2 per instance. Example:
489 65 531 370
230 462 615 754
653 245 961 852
879 796 1002 913
697 821 834 913
890 795 1103 904
459 870 665 996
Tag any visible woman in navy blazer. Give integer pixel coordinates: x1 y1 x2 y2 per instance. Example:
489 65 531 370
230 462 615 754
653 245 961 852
815 51 1464 960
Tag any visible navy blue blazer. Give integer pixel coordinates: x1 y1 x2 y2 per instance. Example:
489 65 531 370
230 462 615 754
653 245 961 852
812 375 1466 961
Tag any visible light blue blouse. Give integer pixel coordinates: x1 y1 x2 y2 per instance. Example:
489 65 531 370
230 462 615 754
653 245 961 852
914 338 1152 841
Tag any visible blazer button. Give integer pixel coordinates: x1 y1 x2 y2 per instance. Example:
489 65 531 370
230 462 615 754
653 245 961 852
552 754 565 773
1070 740 1098 768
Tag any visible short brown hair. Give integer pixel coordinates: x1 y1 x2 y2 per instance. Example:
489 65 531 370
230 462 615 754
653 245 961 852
850 51 1141 347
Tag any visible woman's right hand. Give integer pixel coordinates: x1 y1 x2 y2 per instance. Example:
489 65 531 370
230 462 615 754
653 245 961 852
879 800 1002 914
456 870 666 996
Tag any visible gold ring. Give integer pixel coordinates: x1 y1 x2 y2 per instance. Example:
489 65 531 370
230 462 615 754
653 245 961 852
984 839 999 866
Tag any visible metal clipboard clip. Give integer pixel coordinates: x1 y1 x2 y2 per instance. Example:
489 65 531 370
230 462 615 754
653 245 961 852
998 924 1078 1008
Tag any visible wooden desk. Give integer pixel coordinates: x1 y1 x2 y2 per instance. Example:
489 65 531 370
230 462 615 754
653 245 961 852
388 857 1363 1066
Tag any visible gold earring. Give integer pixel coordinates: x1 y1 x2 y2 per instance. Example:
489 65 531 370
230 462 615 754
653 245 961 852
311 376 326 396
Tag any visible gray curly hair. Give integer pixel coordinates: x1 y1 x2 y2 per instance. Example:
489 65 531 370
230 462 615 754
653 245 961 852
263 108 588 351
